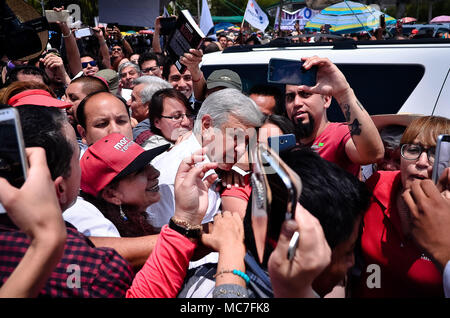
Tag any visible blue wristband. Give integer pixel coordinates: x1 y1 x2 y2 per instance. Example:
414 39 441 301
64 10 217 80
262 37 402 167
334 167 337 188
214 269 250 284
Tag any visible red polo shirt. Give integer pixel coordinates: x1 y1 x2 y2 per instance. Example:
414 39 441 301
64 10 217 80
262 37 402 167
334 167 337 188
311 123 360 177
354 170 443 297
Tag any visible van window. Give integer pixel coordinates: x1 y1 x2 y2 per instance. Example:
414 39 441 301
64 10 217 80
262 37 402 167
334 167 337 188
201 63 424 122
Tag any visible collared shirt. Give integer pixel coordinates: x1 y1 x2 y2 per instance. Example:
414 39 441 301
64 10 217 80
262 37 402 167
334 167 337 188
63 196 121 238
146 133 221 229
0 218 133 297
355 170 443 297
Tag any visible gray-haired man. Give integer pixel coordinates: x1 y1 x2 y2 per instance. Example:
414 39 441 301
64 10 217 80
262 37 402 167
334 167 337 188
147 88 265 230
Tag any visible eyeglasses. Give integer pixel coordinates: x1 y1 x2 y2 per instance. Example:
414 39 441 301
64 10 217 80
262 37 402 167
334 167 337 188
285 90 313 103
81 60 97 68
400 144 435 163
111 47 122 52
169 74 192 82
141 66 160 74
160 113 195 122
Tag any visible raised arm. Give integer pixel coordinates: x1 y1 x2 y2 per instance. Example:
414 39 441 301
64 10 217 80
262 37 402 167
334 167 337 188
92 27 111 69
202 211 248 297
0 148 66 298
126 149 218 298
53 7 82 77
181 49 206 101
152 16 163 54
301 56 384 165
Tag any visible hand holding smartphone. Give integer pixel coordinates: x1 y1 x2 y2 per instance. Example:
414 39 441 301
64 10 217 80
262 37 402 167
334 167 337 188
268 58 318 86
432 134 450 184
0 107 28 213
250 143 302 266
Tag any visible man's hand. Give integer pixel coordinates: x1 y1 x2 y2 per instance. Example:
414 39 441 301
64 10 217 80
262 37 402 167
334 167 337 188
268 203 331 298
202 211 245 253
0 148 66 242
299 56 352 102
174 148 218 225
180 49 203 79
40 53 69 84
402 171 450 271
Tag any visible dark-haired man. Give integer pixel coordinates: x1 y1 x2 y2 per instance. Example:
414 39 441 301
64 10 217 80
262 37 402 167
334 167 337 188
285 56 384 176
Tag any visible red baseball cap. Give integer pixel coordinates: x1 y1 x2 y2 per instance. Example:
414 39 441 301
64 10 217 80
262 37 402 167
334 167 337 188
80 133 170 196
8 89 72 108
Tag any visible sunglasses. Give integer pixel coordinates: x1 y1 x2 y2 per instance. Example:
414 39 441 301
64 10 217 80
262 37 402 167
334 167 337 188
81 61 97 68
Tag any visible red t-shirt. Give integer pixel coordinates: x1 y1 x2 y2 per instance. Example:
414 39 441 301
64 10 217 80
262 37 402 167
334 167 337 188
354 170 443 297
310 122 359 176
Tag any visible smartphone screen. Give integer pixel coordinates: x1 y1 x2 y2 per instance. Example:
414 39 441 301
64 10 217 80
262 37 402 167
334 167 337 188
75 28 94 38
0 108 28 213
267 58 317 86
432 134 450 183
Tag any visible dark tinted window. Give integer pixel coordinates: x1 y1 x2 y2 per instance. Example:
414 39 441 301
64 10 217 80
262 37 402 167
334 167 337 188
201 63 424 122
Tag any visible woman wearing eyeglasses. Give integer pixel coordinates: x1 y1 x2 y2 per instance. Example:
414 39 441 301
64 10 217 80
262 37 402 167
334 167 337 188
352 116 450 297
80 55 100 76
141 88 195 151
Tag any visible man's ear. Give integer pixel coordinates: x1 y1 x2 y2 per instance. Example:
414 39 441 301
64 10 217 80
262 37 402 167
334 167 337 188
200 114 214 146
154 118 161 130
101 186 122 206
54 176 67 207
322 95 332 109
77 124 87 145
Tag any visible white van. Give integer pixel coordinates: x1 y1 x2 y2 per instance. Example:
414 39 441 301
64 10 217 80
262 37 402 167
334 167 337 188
200 39 450 120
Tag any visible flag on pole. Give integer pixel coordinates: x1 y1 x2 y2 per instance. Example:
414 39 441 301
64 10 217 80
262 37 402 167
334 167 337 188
244 0 269 32
163 6 170 17
200 0 214 36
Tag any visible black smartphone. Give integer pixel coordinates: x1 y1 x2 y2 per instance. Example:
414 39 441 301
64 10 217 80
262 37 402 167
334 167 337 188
432 134 450 184
160 17 177 36
380 14 386 28
268 134 296 153
251 143 302 266
0 107 28 213
267 58 317 86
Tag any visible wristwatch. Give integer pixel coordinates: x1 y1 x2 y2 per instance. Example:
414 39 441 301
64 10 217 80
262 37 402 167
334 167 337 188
169 217 202 239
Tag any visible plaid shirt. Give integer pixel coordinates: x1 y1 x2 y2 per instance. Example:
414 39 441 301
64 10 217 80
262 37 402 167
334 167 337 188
0 219 134 297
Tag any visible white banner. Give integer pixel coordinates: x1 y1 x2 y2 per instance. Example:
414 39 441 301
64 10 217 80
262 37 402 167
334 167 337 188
244 0 269 32
274 7 319 30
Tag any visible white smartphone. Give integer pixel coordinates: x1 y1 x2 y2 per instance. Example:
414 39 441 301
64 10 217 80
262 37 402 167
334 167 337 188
45 10 70 23
0 107 28 213
74 27 94 38
432 134 450 184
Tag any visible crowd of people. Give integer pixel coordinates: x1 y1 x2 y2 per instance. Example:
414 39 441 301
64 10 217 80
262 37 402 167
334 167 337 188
0 7 450 299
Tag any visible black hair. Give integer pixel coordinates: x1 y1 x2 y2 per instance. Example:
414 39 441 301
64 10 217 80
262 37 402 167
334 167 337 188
16 105 73 180
149 88 191 137
281 147 371 249
76 91 130 129
162 58 174 80
263 114 295 135
203 42 221 54
4 65 50 87
249 84 286 116
138 51 161 68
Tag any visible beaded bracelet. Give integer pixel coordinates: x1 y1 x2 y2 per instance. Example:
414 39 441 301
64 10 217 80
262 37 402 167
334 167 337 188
214 269 250 284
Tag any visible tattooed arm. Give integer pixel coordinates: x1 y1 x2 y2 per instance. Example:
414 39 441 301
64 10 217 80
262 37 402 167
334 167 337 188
300 56 384 165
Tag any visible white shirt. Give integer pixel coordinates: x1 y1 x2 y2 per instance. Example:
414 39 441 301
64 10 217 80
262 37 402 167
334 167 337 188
147 133 221 229
63 196 121 237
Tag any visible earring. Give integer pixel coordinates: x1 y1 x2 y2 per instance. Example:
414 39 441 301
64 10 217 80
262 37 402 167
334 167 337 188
119 205 128 221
